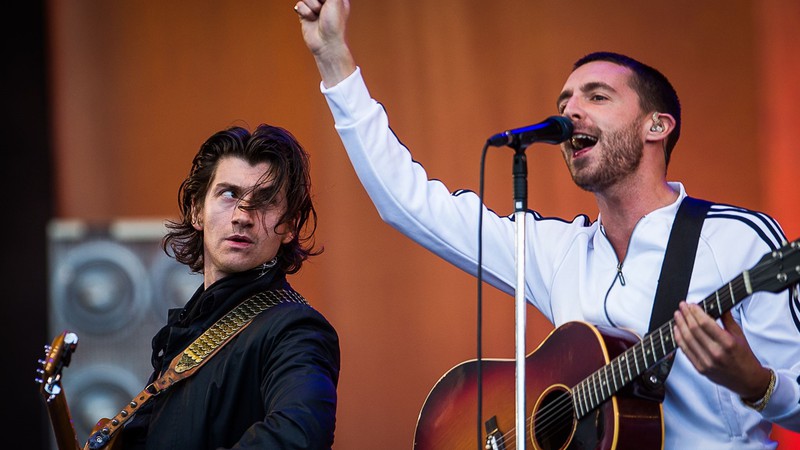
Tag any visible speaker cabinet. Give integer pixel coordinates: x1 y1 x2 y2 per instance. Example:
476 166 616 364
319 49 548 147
47 219 202 445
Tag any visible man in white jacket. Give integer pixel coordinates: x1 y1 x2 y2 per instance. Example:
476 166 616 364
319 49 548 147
295 1 800 448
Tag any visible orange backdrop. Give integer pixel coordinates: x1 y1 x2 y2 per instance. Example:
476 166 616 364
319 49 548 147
47 0 799 448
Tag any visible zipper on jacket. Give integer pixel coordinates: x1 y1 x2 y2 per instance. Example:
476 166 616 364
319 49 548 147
600 218 646 325
599 223 630 287
599 216 646 288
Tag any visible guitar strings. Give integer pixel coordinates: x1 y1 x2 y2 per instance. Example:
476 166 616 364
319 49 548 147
526 275 746 445
491 274 749 447
503 274 749 446
491 251 786 446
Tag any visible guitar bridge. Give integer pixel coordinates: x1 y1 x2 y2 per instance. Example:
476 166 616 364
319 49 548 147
485 416 506 450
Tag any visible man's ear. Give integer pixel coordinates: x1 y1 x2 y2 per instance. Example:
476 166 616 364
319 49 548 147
191 204 203 231
646 112 676 142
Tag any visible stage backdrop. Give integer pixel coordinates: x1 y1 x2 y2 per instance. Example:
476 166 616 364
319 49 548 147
46 0 799 448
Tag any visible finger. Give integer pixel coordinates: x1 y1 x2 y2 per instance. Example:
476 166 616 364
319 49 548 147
673 313 703 368
682 302 720 340
676 303 717 369
673 311 687 350
686 302 741 364
686 303 737 350
294 1 319 20
674 306 700 358
678 302 706 336
720 311 744 338
304 0 324 14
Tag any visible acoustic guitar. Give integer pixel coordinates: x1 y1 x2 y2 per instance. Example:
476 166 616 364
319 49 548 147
36 331 120 450
414 238 800 449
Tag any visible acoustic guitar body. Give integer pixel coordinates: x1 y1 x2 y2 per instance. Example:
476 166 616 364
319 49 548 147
413 321 663 450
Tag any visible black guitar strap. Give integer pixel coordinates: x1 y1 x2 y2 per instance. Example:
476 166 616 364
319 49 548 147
640 196 712 398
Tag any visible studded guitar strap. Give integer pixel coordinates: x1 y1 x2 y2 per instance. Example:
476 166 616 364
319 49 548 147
84 289 308 450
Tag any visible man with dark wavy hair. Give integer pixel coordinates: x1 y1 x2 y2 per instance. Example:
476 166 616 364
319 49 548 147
119 124 340 449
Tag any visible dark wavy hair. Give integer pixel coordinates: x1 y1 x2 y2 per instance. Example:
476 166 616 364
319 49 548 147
163 124 320 274
573 52 682 166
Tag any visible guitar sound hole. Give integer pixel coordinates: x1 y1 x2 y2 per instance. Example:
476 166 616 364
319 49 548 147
532 388 573 450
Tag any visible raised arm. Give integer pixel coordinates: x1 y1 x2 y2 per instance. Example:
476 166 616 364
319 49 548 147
295 0 356 88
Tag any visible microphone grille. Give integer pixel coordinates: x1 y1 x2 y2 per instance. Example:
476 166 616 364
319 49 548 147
549 116 574 140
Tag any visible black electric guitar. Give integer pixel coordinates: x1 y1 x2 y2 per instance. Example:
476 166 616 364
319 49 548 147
36 331 120 450
414 238 800 449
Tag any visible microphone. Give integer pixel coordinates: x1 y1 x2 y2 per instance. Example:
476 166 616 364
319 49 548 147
487 116 574 148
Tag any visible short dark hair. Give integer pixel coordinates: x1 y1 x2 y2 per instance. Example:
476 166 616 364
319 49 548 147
163 124 320 274
573 51 681 165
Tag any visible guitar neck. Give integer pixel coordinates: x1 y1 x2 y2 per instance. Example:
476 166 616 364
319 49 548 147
43 388 81 450
572 272 752 418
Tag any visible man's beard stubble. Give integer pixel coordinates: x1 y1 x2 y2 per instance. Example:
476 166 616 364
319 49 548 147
568 122 644 193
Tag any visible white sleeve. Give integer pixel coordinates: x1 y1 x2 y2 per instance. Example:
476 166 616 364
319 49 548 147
321 68 517 291
319 68 588 317
747 284 800 429
727 231 800 429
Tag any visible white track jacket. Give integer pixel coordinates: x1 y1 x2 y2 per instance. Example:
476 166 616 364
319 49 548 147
321 68 800 449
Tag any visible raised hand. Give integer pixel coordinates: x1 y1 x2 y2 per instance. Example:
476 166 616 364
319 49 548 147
295 0 356 87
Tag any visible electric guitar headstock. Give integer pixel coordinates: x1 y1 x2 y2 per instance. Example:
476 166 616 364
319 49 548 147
36 330 82 450
36 331 79 401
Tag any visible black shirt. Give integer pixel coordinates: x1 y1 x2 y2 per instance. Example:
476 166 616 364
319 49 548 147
120 267 340 449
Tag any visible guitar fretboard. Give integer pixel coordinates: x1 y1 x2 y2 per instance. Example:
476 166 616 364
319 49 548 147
571 272 751 418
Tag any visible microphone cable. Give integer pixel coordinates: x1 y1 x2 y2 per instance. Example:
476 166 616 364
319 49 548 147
476 140 490 450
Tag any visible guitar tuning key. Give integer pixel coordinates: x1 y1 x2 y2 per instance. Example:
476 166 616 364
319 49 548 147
64 332 79 344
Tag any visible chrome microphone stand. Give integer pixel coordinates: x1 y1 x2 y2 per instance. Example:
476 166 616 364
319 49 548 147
511 144 528 450
485 115 573 450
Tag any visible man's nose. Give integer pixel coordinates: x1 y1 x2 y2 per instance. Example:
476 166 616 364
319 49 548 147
232 202 255 225
561 97 584 121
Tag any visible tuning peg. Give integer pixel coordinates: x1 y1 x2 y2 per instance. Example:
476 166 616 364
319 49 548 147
34 377 42 383
64 332 79 345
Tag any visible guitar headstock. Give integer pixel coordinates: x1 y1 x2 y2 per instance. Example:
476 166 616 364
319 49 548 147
749 238 800 294
36 331 79 401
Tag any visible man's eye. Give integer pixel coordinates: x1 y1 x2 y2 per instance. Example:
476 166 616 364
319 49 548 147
221 190 237 199
590 94 608 101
